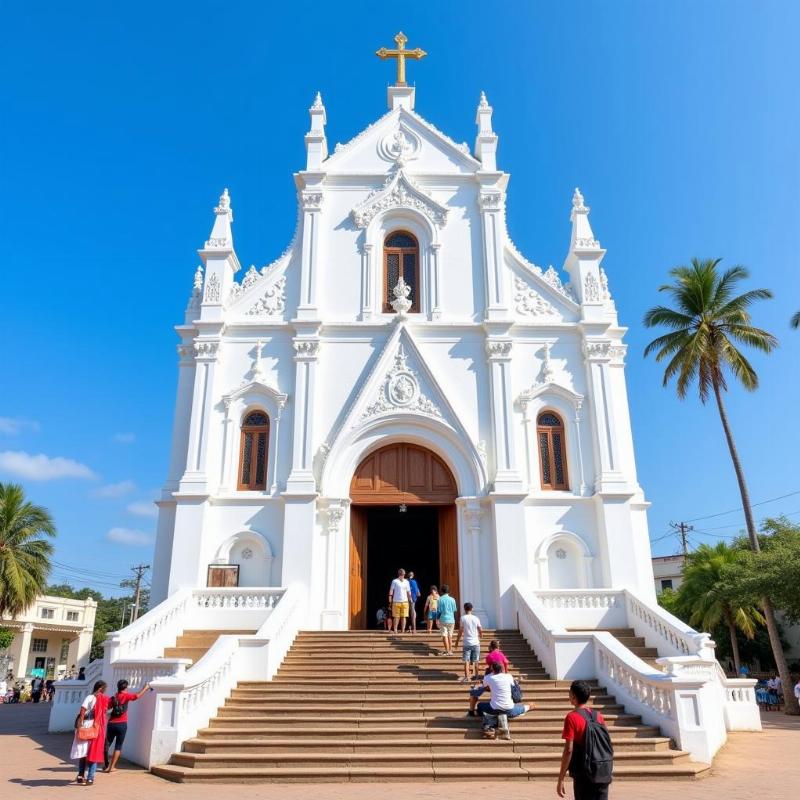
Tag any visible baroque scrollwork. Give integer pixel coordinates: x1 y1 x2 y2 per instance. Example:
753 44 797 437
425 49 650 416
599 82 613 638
204 272 220 303
193 340 220 360
485 340 513 360
584 272 601 303
351 169 448 229
293 339 320 360
245 276 286 316
514 276 559 318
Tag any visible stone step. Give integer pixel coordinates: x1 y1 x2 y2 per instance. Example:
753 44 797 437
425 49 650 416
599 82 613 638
152 762 710 783
198 722 662 739
162 646 209 662
240 679 597 689
206 713 645 728
184 735 674 754
169 749 692 770
227 690 617 702
217 703 627 716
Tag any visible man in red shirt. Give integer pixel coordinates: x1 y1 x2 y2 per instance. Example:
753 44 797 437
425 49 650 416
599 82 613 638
558 680 608 800
103 679 150 772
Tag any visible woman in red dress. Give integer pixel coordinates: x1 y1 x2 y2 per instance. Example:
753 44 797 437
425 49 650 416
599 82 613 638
70 680 110 785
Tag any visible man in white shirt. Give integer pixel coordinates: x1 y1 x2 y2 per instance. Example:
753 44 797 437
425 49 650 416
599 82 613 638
454 602 483 682
476 662 531 739
388 568 412 633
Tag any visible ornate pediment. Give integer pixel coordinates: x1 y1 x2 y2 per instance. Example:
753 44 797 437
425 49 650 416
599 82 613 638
513 276 561 319
361 344 442 422
351 169 448 229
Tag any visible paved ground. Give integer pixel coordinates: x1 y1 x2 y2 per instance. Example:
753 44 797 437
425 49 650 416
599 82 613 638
1 704 797 799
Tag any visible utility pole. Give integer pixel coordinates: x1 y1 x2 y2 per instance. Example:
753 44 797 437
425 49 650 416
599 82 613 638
129 563 150 622
669 521 693 556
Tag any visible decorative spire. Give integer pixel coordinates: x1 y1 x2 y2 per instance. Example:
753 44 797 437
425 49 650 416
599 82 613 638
569 187 600 250
474 91 497 170
306 90 328 169
204 187 234 250
215 188 232 216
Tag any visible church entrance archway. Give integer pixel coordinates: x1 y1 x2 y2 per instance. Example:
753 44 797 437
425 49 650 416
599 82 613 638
348 443 459 630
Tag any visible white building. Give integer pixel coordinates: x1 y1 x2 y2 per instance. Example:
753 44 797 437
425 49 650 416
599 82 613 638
50 53 760 769
653 554 687 593
2 595 96 679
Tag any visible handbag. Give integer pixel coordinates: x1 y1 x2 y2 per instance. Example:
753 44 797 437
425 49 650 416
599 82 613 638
511 680 523 704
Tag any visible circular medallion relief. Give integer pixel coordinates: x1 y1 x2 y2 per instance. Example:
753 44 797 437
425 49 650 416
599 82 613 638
378 126 421 163
388 371 419 407
555 548 567 560
240 547 254 560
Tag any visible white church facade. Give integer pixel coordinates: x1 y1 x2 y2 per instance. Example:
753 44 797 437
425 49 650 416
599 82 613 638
151 84 654 631
50 47 760 770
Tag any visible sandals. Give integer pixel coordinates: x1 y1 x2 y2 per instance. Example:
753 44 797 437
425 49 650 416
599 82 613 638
76 777 84 785
482 727 496 739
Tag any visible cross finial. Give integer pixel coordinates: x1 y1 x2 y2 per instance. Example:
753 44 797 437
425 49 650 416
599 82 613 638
376 31 427 86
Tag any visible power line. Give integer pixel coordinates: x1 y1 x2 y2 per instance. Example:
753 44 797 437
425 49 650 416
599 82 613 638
669 521 694 555
684 489 800 523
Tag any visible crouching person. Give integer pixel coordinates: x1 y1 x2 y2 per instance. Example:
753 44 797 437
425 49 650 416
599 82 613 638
557 680 614 799
475 661 530 739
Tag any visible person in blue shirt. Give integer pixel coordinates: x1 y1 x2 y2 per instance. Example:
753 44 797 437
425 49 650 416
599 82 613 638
407 571 421 634
436 584 458 656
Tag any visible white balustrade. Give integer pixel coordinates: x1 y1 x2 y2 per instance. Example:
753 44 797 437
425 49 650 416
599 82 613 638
192 587 283 609
142 583 306 768
624 591 714 658
107 588 193 662
511 583 750 763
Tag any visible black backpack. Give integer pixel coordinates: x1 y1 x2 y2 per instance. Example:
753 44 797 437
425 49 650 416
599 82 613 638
569 708 614 784
110 694 128 719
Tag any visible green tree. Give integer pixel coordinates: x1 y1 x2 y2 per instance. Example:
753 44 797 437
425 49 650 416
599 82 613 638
643 258 799 714
0 627 15 650
677 542 764 674
0 483 55 616
723 517 800 624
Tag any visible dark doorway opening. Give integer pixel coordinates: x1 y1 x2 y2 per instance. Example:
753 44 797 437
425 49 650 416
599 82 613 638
364 505 440 628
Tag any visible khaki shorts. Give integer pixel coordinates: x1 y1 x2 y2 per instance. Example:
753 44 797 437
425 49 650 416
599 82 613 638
392 602 409 618
440 622 455 637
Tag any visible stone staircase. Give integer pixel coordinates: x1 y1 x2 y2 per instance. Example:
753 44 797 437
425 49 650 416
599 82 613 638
162 630 257 667
568 628 662 669
152 629 710 783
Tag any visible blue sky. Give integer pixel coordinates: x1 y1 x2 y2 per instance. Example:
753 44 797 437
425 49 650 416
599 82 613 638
1 1 798 595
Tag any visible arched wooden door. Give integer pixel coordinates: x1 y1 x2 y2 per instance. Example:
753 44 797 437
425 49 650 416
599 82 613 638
348 443 460 629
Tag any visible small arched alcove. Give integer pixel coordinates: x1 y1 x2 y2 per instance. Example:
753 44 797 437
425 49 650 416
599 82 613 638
213 530 275 587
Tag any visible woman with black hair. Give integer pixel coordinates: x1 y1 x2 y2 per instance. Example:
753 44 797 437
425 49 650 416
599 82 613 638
70 680 110 785
104 678 151 772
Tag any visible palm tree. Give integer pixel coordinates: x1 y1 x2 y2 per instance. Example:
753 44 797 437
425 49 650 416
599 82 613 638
0 483 55 616
643 258 799 714
791 311 799 328
677 542 764 674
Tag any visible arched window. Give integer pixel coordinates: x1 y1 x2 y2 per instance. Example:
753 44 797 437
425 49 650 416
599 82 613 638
238 411 269 491
537 411 568 490
383 231 420 313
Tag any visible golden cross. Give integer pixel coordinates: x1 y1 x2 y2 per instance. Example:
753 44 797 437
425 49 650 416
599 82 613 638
376 31 427 86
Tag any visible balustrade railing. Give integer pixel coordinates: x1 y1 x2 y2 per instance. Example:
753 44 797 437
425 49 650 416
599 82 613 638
192 587 283 609
534 589 623 610
624 591 713 658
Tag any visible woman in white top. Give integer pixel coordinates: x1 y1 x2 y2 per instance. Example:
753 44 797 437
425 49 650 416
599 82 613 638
70 680 110 785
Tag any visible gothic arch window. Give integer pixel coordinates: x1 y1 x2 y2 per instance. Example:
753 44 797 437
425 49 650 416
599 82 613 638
238 410 270 491
537 411 569 490
383 230 420 313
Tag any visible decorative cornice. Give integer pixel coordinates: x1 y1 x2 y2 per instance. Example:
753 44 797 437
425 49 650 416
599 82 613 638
351 168 448 229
